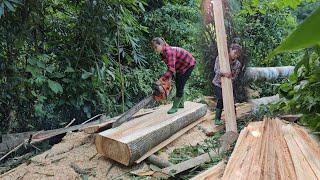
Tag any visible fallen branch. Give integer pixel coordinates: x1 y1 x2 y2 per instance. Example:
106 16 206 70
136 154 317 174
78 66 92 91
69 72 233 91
0 141 26 162
81 114 105 125
146 155 172 168
158 150 220 178
70 162 88 175
65 118 76 128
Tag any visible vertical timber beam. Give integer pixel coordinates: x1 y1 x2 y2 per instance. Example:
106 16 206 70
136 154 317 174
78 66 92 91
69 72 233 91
212 0 237 132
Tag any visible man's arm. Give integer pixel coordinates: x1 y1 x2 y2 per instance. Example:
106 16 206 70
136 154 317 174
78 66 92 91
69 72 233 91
162 49 176 79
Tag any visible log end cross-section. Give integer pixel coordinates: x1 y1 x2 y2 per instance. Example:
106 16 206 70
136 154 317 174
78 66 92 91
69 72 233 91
95 102 207 166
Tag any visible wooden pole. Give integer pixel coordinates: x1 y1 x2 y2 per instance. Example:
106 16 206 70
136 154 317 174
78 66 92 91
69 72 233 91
212 0 237 132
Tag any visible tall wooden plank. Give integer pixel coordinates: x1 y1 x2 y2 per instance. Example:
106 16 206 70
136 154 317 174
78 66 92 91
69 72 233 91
212 0 237 132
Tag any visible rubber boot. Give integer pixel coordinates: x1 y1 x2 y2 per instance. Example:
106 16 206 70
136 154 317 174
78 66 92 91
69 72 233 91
167 97 182 114
214 108 223 125
178 96 184 108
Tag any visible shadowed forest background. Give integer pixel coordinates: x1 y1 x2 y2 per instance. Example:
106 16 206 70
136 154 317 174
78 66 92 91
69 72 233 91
1 0 319 136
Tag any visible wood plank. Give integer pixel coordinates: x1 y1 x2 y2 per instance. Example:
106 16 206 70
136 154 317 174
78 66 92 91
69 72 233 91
136 102 255 165
222 118 320 180
160 149 219 178
190 161 226 180
84 109 156 134
135 111 213 164
291 128 320 178
212 0 237 132
222 122 263 180
282 125 318 180
95 102 207 166
272 119 297 180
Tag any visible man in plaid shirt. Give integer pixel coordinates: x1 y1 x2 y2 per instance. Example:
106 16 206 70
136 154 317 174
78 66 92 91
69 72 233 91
152 37 196 114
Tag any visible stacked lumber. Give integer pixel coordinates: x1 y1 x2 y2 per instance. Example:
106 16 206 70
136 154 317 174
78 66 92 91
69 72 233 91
95 102 207 166
220 118 320 180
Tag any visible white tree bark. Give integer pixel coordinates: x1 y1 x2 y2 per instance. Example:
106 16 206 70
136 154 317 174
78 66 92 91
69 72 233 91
245 66 294 81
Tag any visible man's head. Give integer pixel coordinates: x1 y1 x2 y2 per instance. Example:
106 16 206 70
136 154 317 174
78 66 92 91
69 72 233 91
229 43 242 61
151 37 167 54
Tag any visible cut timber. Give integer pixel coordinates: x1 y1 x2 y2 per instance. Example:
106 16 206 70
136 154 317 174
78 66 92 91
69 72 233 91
190 161 226 180
245 66 294 81
84 109 155 134
136 101 255 164
135 111 213 164
212 0 237 132
222 118 320 180
95 102 207 166
283 125 320 179
160 149 219 178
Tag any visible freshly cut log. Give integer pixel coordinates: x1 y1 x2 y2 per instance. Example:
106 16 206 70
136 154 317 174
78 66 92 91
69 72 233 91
245 66 294 81
95 102 207 166
221 118 320 180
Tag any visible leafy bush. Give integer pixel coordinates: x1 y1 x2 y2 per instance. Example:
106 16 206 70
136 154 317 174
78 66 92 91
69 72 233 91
234 0 302 67
269 6 320 132
0 0 205 133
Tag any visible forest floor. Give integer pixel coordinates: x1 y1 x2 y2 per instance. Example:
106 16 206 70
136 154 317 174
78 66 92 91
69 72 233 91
0 97 265 180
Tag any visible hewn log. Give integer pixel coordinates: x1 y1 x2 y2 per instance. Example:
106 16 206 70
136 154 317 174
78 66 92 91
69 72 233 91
95 102 207 166
135 111 213 164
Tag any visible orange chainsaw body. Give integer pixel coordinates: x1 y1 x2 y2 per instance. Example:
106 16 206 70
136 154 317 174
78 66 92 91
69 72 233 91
153 77 172 101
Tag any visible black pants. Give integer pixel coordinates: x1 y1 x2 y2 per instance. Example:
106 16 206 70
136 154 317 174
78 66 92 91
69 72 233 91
214 85 237 112
175 66 194 98
214 85 224 109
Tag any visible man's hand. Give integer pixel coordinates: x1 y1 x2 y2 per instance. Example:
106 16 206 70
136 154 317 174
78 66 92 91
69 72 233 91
221 72 232 78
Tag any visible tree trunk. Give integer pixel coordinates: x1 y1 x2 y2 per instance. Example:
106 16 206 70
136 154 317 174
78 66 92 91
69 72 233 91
245 66 294 81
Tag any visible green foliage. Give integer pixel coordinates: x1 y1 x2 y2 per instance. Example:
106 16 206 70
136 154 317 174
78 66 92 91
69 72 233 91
0 0 204 133
275 48 320 132
0 0 23 17
269 6 320 57
234 0 302 66
0 0 151 132
269 7 320 132
142 2 207 100
168 131 225 179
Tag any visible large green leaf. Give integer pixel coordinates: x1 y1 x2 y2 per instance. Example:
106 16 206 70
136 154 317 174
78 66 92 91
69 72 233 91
48 80 63 94
0 3 4 17
4 1 14 12
269 6 320 58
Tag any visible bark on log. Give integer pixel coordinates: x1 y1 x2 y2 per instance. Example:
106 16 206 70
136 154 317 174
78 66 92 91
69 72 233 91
95 102 207 166
245 66 294 81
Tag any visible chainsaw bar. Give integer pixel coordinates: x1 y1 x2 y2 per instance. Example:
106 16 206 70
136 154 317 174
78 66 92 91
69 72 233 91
112 95 154 128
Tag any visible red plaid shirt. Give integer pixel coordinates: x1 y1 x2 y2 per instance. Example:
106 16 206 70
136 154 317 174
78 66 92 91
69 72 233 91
161 45 196 79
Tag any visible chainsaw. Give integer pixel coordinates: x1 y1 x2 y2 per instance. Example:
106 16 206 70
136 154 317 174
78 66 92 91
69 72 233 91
112 77 172 128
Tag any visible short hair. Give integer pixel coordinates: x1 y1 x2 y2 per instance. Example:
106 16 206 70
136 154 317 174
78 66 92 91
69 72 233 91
151 37 168 47
230 43 242 55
